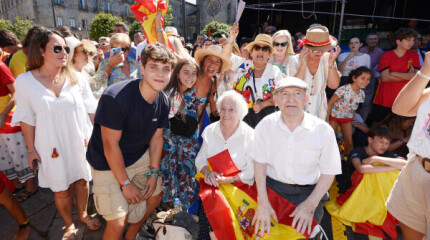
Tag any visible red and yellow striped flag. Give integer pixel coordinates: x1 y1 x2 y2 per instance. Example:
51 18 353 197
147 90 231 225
130 0 173 50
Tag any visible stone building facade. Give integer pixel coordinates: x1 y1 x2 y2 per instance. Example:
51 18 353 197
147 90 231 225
0 0 135 39
0 0 236 41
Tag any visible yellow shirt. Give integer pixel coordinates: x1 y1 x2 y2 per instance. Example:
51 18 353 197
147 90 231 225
9 49 27 78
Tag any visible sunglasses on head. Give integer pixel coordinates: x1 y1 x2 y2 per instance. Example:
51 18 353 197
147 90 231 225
53 45 70 54
273 41 288 47
253 45 270 52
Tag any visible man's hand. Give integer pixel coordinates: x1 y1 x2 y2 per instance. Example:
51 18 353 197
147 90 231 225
252 200 278 235
122 183 144 204
143 176 157 200
362 156 376 165
290 202 316 235
215 175 235 185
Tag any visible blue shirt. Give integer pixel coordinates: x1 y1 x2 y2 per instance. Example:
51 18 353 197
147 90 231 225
86 79 169 170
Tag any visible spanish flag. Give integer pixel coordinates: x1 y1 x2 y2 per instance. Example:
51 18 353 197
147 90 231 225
130 0 172 50
325 168 399 239
197 150 318 239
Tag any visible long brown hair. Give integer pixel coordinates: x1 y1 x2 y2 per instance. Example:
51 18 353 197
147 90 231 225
165 59 199 102
27 28 78 86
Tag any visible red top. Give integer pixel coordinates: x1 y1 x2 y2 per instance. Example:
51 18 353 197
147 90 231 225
374 50 420 108
0 61 14 96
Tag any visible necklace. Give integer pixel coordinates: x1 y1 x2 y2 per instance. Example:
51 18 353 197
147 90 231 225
254 64 267 71
273 55 287 67
38 69 61 84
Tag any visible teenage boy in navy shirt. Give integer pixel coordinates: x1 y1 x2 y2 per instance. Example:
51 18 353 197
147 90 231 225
87 42 176 240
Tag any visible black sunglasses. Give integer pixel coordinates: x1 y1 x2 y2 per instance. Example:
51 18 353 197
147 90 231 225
121 48 128 52
273 41 288 47
53 45 70 54
253 45 270 52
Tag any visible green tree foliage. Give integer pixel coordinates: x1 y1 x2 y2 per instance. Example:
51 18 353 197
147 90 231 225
201 21 231 37
0 17 33 41
129 20 142 39
164 0 173 26
89 13 123 41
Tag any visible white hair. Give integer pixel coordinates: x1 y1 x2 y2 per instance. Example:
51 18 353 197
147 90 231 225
216 90 249 120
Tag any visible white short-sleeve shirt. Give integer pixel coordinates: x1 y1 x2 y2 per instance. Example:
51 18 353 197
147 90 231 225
251 111 342 185
337 52 371 76
195 121 255 185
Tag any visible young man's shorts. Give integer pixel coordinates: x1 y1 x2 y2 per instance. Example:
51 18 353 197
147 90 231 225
329 116 353 124
386 153 430 236
92 151 162 222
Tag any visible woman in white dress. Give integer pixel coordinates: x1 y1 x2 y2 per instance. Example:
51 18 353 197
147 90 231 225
12 28 99 239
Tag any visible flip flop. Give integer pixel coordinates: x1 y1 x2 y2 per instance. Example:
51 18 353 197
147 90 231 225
16 189 38 203
13 185 25 194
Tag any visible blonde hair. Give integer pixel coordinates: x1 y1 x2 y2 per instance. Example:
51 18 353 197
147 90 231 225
272 30 295 56
27 29 78 86
110 33 130 48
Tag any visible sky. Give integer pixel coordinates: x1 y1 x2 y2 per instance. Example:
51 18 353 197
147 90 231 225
186 0 196 5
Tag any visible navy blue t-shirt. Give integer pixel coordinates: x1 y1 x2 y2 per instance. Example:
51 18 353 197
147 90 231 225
86 79 169 170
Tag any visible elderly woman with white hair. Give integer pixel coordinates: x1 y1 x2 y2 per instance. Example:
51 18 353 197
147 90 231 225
195 90 254 239
268 30 299 76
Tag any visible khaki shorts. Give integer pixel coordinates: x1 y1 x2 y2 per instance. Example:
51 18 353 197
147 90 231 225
386 154 430 235
92 151 162 222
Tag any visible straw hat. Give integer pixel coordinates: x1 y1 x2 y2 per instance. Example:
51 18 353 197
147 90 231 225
245 34 274 54
298 26 337 52
165 26 179 37
65 37 97 60
194 45 232 73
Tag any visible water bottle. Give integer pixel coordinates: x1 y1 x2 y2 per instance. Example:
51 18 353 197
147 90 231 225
173 197 182 211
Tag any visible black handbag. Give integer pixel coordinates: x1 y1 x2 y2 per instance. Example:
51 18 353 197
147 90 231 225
169 82 213 137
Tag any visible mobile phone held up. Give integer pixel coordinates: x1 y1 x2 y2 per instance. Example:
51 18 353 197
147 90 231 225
110 47 124 67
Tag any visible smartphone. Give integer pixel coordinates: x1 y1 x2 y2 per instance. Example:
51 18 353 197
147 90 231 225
110 47 124 67
32 159 38 177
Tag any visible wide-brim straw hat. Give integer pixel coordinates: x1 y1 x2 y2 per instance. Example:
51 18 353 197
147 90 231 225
299 25 337 52
194 45 232 73
245 34 274 54
65 37 97 60
165 26 179 37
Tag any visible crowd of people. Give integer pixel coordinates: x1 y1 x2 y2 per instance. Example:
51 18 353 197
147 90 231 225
0 13 429 240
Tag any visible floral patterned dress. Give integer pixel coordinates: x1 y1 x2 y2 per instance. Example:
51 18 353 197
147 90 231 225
160 88 206 208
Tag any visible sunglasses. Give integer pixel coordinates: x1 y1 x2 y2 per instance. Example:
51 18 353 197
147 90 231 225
273 41 288 47
253 45 270 52
120 48 128 52
53 45 70 54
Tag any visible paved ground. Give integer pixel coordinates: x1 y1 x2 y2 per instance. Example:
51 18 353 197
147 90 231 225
1 186 402 240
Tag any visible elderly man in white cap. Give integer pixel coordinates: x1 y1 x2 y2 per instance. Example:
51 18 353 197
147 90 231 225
251 77 341 238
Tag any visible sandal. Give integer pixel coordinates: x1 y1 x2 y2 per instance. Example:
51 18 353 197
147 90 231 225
62 227 77 240
80 215 101 231
16 189 38 203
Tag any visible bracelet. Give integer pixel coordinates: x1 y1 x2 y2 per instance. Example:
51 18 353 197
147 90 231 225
120 179 131 188
228 40 235 45
18 218 30 229
146 168 160 178
155 28 163 32
329 64 337 69
416 70 430 80
28 149 37 154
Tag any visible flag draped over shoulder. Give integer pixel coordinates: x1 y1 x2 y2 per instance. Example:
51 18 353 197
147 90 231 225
325 169 399 239
196 150 317 240
130 0 173 50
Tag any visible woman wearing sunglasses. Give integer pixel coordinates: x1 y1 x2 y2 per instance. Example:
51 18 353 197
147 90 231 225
11 28 99 240
97 33 142 86
387 51 430 240
293 25 341 120
268 30 298 76
223 23 284 128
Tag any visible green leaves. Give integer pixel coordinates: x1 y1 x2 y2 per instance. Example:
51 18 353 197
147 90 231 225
89 13 123 40
0 17 33 41
201 21 232 37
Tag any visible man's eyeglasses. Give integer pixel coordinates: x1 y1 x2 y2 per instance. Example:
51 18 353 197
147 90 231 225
53 45 70 54
253 45 270 52
273 41 288 47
